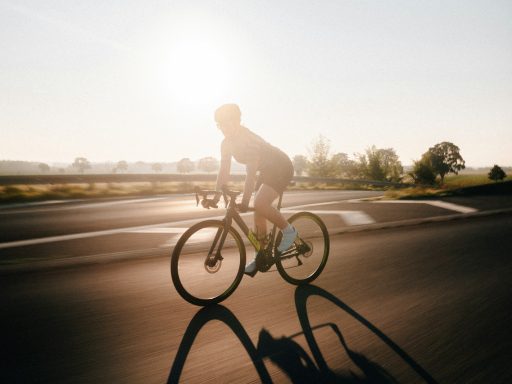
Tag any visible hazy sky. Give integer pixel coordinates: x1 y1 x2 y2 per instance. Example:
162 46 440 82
1 0 511 166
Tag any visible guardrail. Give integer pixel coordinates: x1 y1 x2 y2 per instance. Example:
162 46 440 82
0 174 410 188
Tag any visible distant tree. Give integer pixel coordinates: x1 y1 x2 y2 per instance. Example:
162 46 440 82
292 155 309 176
151 163 163 173
72 157 91 174
307 135 336 177
197 157 219 173
357 146 403 182
115 160 128 173
331 152 359 178
133 161 148 173
379 148 403 182
38 163 50 173
329 153 347 177
427 142 465 184
488 165 507 182
177 158 195 174
410 153 437 185
358 149 384 181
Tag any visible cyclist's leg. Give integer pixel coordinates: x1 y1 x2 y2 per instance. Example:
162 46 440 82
254 184 287 231
256 156 297 252
244 184 283 277
255 183 298 252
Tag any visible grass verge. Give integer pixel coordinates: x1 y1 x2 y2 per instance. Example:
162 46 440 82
0 181 386 204
384 175 512 200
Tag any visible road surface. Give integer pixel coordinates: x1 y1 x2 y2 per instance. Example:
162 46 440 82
1 191 511 383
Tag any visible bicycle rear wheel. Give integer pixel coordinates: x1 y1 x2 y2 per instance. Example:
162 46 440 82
171 220 245 306
275 212 329 285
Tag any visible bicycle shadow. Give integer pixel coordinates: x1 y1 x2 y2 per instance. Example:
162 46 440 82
168 286 438 383
294 284 438 384
167 305 272 384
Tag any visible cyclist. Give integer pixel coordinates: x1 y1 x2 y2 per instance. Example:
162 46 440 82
209 103 297 277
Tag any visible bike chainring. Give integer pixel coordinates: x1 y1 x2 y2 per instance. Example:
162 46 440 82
256 251 274 272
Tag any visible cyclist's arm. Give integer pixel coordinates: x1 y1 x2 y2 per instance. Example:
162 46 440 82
215 139 232 198
241 159 258 208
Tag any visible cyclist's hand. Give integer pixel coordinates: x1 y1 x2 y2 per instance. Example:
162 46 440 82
201 199 218 209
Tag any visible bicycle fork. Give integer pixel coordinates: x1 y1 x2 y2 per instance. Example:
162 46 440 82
204 222 230 273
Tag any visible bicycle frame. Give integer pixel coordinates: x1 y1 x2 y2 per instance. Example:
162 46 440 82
201 188 305 271
206 191 285 260
229 194 282 249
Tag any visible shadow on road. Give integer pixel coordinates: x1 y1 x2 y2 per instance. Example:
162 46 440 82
167 305 272 384
295 285 438 383
168 285 438 383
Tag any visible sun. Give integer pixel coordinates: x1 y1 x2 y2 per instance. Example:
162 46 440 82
167 36 234 108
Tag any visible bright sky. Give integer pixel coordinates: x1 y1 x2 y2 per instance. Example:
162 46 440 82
1 0 511 167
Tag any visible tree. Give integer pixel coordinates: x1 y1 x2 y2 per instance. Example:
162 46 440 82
177 158 195 174
488 165 507 182
72 157 91 174
428 142 465 184
379 148 404 182
410 153 437 185
330 153 359 178
38 163 50 173
115 160 128 173
151 163 163 173
292 155 309 176
357 146 403 182
307 135 336 177
197 157 219 173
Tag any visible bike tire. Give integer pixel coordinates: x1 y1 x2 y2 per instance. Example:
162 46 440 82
171 220 246 306
275 212 329 285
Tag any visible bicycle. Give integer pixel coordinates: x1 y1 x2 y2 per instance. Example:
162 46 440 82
171 185 330 306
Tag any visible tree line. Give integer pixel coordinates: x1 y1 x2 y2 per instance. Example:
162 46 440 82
2 139 508 185
294 136 507 185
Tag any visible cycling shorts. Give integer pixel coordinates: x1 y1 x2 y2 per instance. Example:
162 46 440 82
257 151 294 194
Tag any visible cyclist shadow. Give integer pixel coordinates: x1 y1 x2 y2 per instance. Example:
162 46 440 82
168 286 438 383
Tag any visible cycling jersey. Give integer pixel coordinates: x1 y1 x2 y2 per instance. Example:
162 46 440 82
219 126 294 194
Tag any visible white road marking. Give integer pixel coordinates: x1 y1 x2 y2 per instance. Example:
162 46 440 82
371 199 477 213
126 227 188 234
0 197 173 215
0 222 190 250
423 200 477 214
284 200 347 209
283 209 375 226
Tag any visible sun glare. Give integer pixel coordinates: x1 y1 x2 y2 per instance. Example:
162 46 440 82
167 36 233 108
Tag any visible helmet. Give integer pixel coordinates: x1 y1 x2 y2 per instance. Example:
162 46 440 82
214 104 241 124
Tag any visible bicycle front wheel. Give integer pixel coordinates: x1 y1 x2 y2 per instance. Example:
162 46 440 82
276 212 329 285
171 220 246 306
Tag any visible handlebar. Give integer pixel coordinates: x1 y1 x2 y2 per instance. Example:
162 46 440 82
194 186 254 211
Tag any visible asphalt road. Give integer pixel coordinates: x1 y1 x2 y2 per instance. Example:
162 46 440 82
1 191 512 383
0 190 479 265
